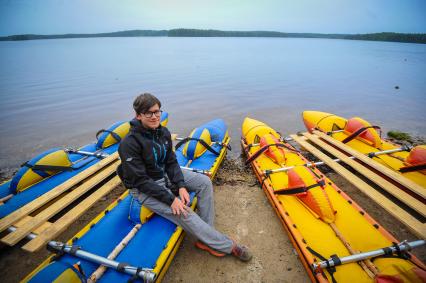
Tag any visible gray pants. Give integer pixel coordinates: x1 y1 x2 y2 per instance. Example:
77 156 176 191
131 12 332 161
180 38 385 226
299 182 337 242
130 170 234 254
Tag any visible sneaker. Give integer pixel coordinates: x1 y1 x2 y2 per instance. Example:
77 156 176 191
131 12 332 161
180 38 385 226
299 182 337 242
195 241 226 257
231 243 252 262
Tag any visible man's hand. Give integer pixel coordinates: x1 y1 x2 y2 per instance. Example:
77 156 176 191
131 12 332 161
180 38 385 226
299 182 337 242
171 197 190 217
179 187 190 206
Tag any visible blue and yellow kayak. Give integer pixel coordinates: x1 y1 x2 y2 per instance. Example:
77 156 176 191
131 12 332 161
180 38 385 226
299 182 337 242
0 113 169 218
23 119 230 283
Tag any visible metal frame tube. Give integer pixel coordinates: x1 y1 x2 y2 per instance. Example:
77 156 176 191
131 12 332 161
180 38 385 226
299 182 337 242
312 240 425 271
7 226 156 282
263 146 409 175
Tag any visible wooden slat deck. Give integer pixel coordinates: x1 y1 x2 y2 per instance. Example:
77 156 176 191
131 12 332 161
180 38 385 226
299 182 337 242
313 130 426 199
23 176 121 252
0 152 121 250
291 134 426 238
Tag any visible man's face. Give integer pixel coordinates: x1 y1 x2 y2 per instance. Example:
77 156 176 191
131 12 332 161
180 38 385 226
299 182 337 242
136 103 161 129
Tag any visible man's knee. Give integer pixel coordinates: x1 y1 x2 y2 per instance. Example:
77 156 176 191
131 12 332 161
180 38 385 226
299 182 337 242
199 173 213 187
198 174 213 196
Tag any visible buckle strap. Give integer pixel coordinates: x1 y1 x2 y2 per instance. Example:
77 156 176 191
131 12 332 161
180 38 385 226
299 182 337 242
22 162 73 172
175 137 220 156
274 179 325 195
341 126 381 144
245 143 297 165
306 246 338 283
306 246 340 283
399 163 426 173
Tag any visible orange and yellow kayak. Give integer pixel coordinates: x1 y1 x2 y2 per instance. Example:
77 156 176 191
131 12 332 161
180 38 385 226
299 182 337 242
242 117 425 283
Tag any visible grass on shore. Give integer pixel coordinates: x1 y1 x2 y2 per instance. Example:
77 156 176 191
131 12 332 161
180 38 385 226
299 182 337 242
387 130 412 141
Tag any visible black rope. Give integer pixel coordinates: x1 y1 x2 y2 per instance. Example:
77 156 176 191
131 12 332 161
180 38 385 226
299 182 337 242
314 114 337 131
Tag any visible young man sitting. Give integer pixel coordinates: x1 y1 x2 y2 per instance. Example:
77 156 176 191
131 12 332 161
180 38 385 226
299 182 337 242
118 93 252 261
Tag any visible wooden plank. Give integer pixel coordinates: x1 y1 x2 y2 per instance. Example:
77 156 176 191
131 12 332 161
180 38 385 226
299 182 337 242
1 160 119 246
303 132 426 218
0 152 118 233
23 176 121 252
291 135 426 238
313 130 426 199
14 216 52 235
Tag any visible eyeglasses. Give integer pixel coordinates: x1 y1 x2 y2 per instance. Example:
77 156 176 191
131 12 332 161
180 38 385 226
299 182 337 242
142 110 163 118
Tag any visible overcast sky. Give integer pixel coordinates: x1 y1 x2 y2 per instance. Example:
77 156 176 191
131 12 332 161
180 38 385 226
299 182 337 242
0 0 425 36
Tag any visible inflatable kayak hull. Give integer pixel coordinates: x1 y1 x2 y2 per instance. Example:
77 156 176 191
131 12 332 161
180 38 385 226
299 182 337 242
242 117 425 283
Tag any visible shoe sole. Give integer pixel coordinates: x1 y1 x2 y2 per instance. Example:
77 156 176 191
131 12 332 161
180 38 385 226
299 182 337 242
195 241 226 257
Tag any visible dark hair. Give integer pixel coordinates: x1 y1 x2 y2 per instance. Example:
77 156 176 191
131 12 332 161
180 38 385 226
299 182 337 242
133 93 161 114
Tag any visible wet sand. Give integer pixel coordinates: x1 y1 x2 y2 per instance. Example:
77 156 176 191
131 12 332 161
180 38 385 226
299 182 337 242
1 151 425 282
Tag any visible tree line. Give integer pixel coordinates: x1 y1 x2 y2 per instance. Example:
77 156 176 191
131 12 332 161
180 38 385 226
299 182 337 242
1 29 425 44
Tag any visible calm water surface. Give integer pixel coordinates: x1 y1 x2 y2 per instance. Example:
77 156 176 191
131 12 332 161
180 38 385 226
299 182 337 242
0 37 425 171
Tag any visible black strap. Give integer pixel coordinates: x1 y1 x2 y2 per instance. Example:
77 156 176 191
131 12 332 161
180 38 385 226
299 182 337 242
49 243 67 261
117 262 129 272
306 246 338 283
399 163 426 173
22 162 73 172
218 142 232 151
341 126 381 144
376 243 411 261
245 143 297 165
330 254 341 266
69 245 80 255
175 137 220 156
127 267 143 283
260 174 270 189
274 179 325 195
96 129 122 143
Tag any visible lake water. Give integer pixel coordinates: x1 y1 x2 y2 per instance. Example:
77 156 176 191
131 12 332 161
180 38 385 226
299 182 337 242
0 37 425 172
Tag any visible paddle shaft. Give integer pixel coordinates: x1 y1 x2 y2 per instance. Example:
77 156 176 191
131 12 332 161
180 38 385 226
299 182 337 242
88 224 142 282
312 240 424 271
7 226 156 282
0 194 13 204
329 223 379 277
264 146 409 175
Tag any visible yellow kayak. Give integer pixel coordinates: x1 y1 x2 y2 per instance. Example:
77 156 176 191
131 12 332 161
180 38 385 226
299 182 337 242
242 117 425 283
302 111 426 188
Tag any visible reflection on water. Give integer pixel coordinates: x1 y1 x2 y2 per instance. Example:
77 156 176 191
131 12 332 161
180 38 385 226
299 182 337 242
0 37 425 171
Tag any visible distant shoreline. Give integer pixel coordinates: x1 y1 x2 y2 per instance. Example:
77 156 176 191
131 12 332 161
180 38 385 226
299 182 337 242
1 28 425 44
